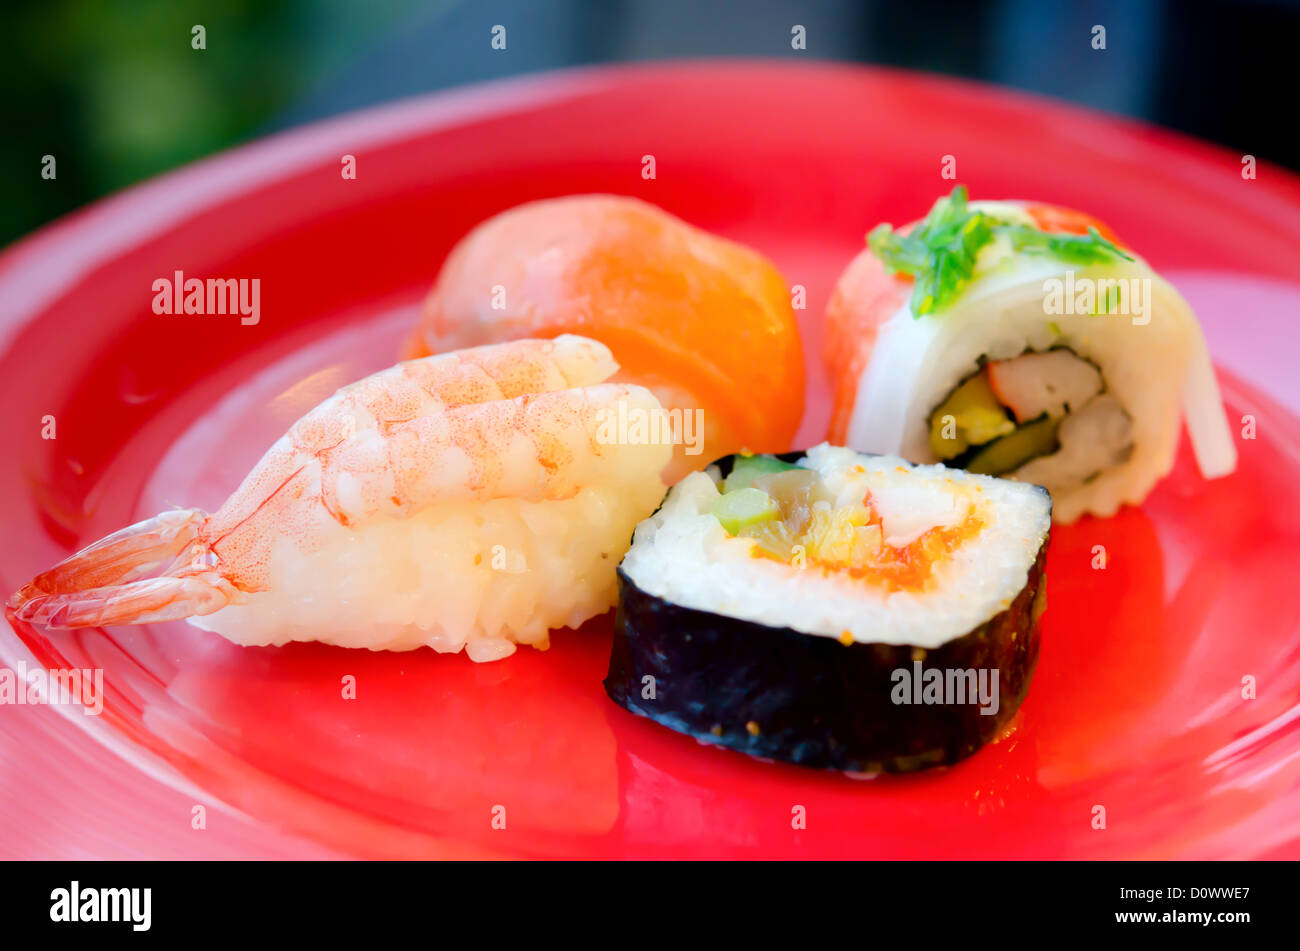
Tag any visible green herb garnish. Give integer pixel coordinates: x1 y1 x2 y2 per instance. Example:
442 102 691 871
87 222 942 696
867 186 1133 317
999 222 1134 267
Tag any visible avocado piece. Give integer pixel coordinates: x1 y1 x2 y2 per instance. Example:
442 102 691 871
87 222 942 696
722 454 800 493
928 371 1016 459
711 487 781 535
966 414 1061 476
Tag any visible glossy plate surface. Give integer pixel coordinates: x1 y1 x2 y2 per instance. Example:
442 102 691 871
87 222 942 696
2 62 1299 859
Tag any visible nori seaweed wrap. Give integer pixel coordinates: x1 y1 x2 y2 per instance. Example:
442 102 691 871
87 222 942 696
604 444 1051 773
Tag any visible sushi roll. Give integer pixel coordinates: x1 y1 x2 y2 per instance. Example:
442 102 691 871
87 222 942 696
825 186 1237 523
604 445 1051 773
406 195 805 479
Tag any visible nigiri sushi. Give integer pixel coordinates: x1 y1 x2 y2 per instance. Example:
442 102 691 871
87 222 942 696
8 336 672 662
605 445 1051 772
824 186 1237 523
405 194 805 479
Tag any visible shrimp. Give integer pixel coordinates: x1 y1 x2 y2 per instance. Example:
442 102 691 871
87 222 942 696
8 335 672 660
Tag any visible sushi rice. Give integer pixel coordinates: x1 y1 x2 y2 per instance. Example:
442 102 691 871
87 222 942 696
620 444 1051 649
193 482 659 662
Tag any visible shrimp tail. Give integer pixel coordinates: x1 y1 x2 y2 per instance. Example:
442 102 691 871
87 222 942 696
6 509 236 628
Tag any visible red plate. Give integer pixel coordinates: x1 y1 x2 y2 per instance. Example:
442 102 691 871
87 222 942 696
3 62 1299 859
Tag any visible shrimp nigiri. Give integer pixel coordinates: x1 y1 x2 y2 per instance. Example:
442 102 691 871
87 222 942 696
8 336 672 662
405 195 805 479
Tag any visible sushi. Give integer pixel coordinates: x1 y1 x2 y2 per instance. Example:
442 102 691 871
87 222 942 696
824 186 1237 523
604 445 1051 773
8 336 672 662
405 194 806 479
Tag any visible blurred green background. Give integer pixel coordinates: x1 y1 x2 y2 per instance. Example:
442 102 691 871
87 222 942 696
4 0 431 247
5 0 1294 249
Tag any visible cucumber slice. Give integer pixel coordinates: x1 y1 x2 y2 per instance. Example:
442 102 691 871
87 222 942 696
723 454 800 493
712 487 781 535
928 371 1016 459
966 414 1061 476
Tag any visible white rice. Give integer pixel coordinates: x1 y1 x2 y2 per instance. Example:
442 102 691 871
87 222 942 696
619 444 1051 649
193 481 663 660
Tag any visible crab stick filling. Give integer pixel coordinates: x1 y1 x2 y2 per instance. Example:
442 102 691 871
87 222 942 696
927 348 1135 494
711 456 986 592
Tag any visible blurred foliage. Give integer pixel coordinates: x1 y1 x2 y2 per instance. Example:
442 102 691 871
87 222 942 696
1 0 417 248
3 0 1292 249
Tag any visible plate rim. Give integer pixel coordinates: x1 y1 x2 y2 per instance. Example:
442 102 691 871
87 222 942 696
3 59 1298 860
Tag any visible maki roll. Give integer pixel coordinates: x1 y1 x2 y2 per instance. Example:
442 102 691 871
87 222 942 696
825 186 1237 523
604 445 1051 773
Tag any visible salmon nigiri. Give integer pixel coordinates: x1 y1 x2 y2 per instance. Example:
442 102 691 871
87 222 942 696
406 195 805 479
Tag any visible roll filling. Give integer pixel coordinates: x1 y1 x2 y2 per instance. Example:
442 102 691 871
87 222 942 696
929 349 1135 497
604 445 1052 773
